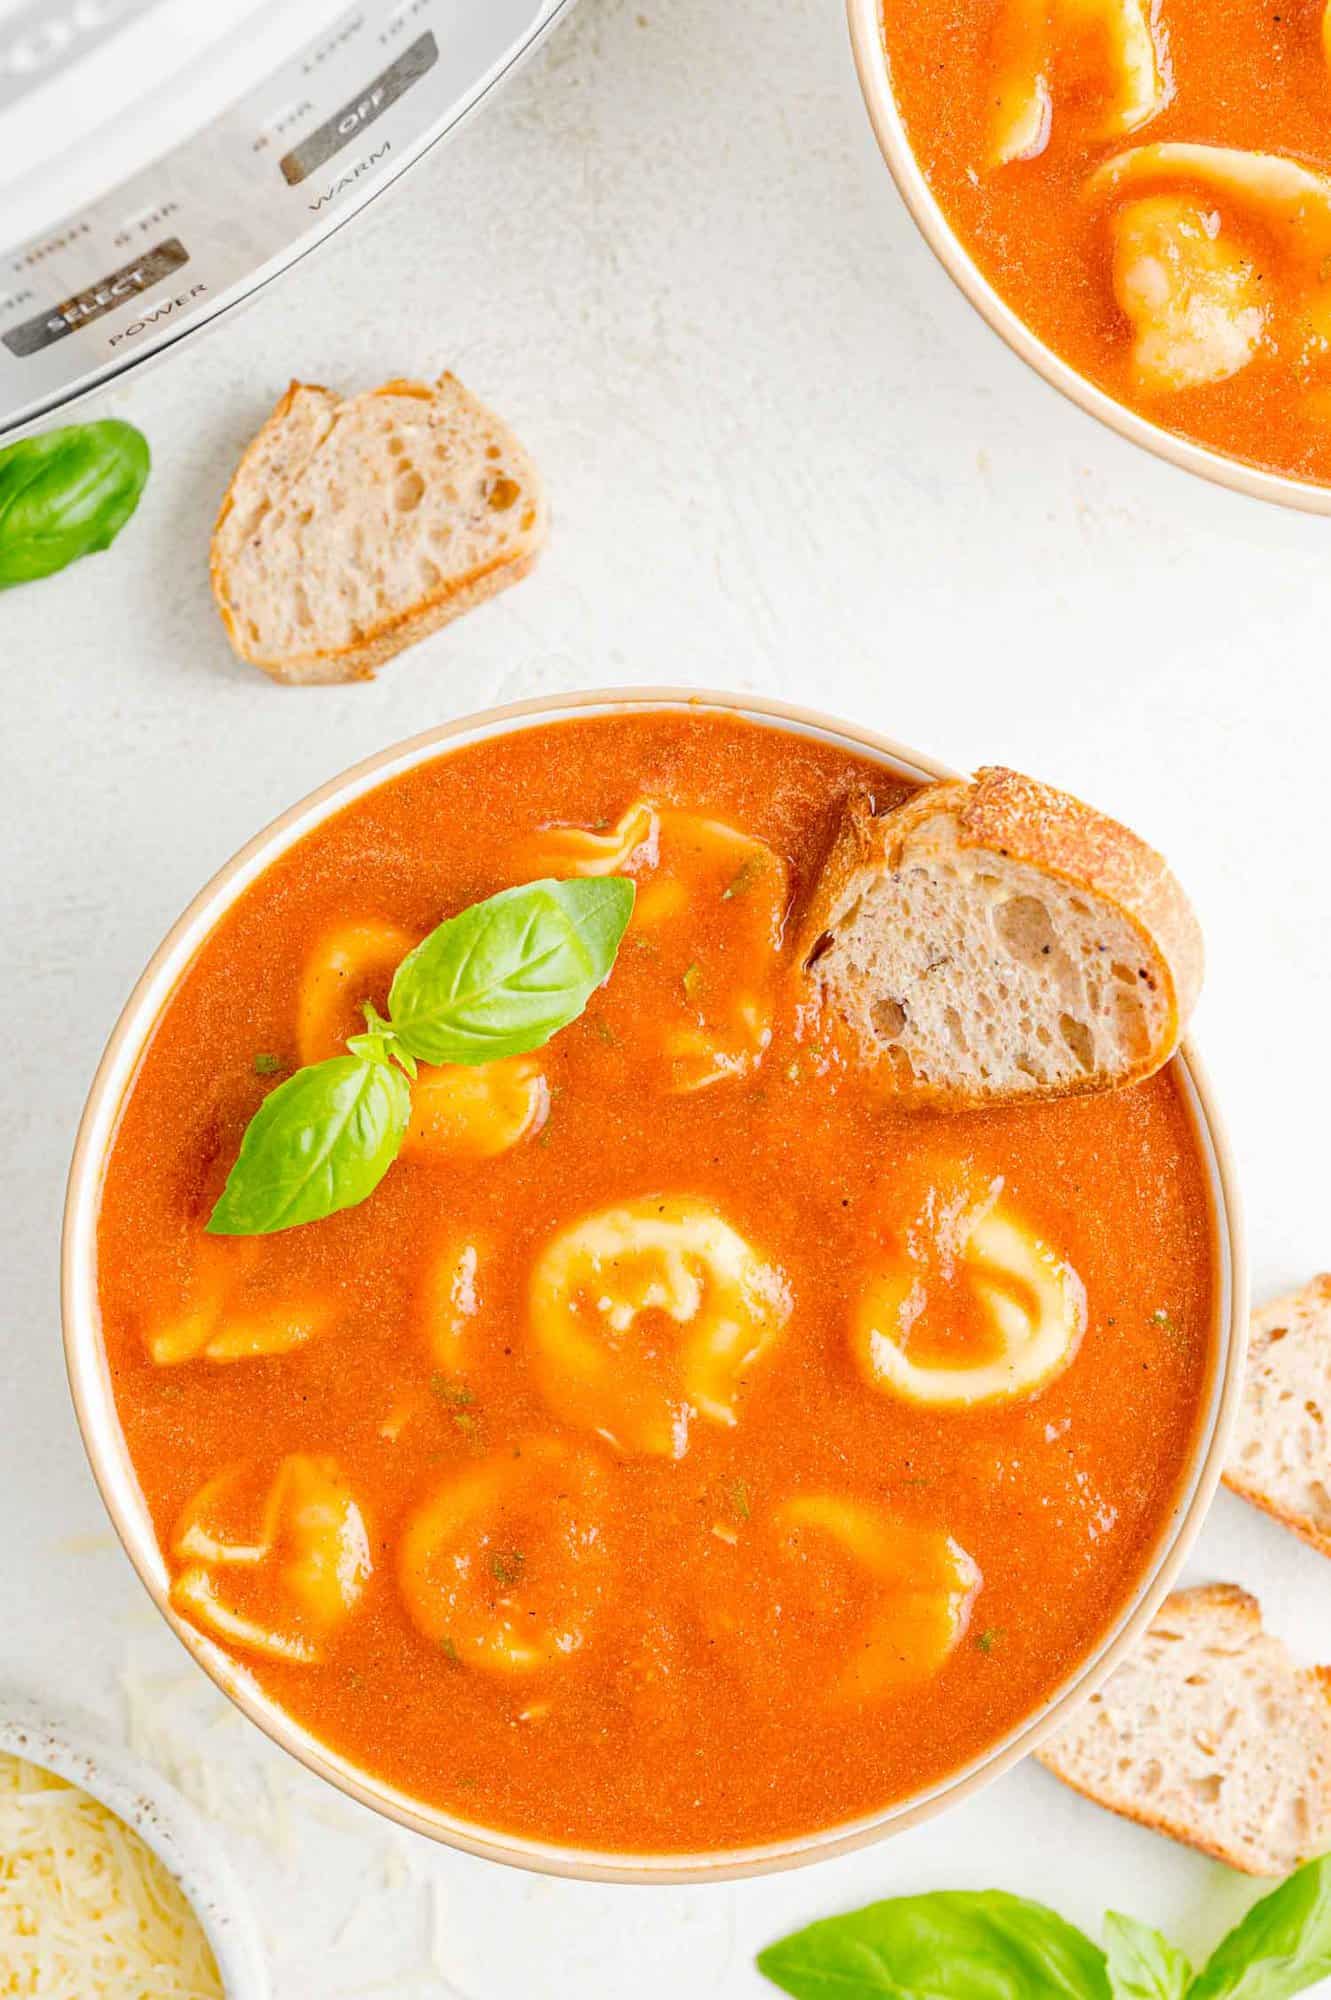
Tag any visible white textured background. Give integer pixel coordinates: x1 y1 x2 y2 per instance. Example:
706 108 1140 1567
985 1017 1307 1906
4 0 1331 1992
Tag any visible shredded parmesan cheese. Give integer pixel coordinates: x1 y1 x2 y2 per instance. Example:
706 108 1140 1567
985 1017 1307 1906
0 1751 223 1998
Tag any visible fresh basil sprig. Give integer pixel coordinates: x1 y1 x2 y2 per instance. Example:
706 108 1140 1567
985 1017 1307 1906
1188 1859 1331 2000
757 1860 1331 2000
757 1890 1111 2000
208 876 633 1237
208 1053 412 1237
0 420 150 589
1104 1913 1192 2000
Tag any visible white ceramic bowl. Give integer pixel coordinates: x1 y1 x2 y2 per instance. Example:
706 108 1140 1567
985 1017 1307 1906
62 688 1248 1881
0 1691 268 1997
846 0 1331 515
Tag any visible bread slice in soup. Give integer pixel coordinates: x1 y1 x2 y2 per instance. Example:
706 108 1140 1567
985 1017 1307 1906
799 766 1201 1106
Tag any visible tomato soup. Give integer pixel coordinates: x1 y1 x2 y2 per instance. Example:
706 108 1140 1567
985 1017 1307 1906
95 713 1217 1854
881 0 1331 486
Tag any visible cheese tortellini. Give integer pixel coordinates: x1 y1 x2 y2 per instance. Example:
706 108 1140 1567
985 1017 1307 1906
651 811 788 1092
297 920 417 1066
416 1234 487 1372
396 1439 609 1675
144 1237 335 1366
298 920 547 1159
772 1497 981 1700
529 1197 791 1457
1087 146 1331 393
170 1454 370 1664
523 800 659 878
402 1057 549 1159
853 1161 1086 1409
531 799 790 1094
988 0 1168 167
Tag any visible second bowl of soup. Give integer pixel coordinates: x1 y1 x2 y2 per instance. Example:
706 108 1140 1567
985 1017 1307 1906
63 690 1243 1878
849 0 1331 511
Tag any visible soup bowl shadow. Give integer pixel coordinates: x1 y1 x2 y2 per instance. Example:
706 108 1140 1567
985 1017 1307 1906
845 0 1331 517
62 687 1247 1882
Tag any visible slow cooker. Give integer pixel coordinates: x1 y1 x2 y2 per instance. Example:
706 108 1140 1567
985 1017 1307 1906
0 0 573 439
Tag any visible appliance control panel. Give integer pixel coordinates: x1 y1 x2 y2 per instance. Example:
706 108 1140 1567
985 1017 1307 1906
0 0 564 437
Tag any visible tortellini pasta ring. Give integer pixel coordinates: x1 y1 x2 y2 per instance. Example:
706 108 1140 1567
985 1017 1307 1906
1086 146 1331 392
144 1237 335 1366
416 1233 487 1372
170 1454 371 1665
1087 144 1331 267
402 1057 549 1161
296 919 418 1066
396 1439 609 1676
773 1496 981 1700
989 0 1167 168
524 800 660 878
529 1197 791 1456
854 1166 1086 1409
647 811 789 1094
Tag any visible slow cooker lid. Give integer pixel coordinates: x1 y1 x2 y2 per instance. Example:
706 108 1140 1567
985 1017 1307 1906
0 0 564 439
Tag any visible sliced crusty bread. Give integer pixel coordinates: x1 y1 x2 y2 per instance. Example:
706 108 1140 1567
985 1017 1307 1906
1035 1584 1331 1875
1225 1276 1331 1557
210 372 546 684
797 767 1203 1106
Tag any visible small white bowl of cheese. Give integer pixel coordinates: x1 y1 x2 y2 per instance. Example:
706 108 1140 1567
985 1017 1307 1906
0 1692 267 1997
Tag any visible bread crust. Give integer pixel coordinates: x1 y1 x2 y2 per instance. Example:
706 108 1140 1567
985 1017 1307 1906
1035 1584 1331 1876
798 768 1203 1108
210 373 547 685
1223 1274 1331 1558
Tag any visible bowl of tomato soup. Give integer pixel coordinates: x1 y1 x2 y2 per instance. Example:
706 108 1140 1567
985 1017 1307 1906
63 690 1245 1880
849 0 1331 511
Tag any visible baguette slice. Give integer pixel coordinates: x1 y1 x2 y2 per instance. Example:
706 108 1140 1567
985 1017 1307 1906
211 373 546 684
1225 1276 1331 1557
1035 1584 1331 1875
798 767 1202 1106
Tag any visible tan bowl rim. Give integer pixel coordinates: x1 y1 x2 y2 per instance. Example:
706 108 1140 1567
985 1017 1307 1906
845 0 1331 517
62 684 1248 1883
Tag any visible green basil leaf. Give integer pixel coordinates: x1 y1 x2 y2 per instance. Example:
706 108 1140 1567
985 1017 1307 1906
0 420 150 589
387 876 635 1065
207 1055 411 1236
1189 1857 1331 2000
1103 1913 1191 2000
757 1890 1112 2000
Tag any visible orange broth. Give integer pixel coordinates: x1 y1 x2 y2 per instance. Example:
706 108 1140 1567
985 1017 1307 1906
881 0 1331 485
96 713 1217 1853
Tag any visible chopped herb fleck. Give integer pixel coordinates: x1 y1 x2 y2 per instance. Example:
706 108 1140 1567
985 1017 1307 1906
253 1053 282 1076
430 1374 473 1408
453 1410 482 1443
729 1477 752 1522
1150 1307 1182 1338
590 1016 617 1046
440 1635 461 1666
722 855 764 901
682 962 703 1001
975 1627 1003 1654
491 1549 525 1587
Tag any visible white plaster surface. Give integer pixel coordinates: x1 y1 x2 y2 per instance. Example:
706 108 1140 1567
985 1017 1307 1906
3 0 1331 1992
